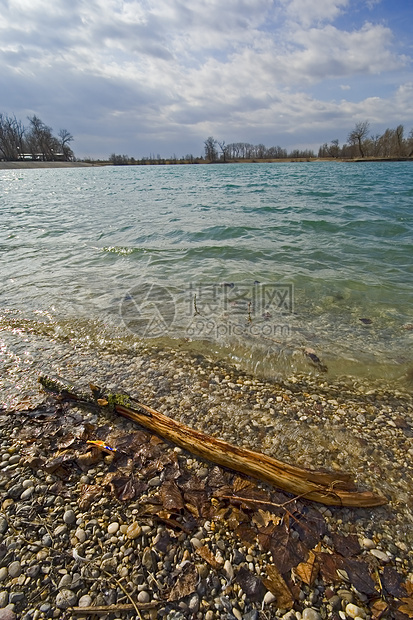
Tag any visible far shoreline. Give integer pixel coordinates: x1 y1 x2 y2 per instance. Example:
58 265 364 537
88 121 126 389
1 157 412 170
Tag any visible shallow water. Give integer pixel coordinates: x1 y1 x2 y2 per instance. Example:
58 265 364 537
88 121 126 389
1 162 412 387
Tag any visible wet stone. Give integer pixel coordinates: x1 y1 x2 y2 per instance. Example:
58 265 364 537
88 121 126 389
0 591 8 607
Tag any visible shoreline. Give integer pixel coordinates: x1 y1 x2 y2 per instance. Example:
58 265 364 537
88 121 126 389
0 329 413 618
1 157 412 170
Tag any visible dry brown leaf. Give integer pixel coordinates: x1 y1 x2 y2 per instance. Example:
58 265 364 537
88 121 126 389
294 549 319 587
233 476 255 492
370 599 389 620
406 581 413 596
399 597 413 619
195 545 224 569
252 509 281 528
167 563 198 601
262 565 294 609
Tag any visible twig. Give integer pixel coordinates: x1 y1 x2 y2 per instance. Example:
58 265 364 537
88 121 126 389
70 603 157 615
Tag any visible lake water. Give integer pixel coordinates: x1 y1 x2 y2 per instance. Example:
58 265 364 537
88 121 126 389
1 161 412 388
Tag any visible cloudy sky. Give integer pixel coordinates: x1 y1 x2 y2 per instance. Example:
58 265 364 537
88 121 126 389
1 0 412 159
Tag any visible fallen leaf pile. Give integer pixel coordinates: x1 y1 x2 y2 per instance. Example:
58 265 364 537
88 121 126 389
2 392 412 618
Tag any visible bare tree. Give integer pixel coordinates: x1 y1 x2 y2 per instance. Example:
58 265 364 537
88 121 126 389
58 128 74 161
0 114 25 160
26 115 60 160
347 121 370 158
204 136 218 162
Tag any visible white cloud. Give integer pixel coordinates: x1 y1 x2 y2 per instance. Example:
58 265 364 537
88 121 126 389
278 0 349 27
0 0 412 157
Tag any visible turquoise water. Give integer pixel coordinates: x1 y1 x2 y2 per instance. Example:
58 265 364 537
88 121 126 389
1 162 412 385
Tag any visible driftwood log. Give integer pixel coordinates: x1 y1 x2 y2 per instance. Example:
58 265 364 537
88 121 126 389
115 400 387 508
38 376 386 508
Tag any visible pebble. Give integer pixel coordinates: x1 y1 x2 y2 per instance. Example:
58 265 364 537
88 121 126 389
7 562 21 579
370 549 390 562
345 603 366 619
55 589 77 609
137 591 150 603
0 591 8 607
0 519 7 535
302 609 322 620
107 522 119 534
263 591 277 605
361 538 375 549
58 574 72 589
0 569 7 583
126 522 141 539
20 488 33 501
78 594 92 607
63 510 76 525
0 610 16 620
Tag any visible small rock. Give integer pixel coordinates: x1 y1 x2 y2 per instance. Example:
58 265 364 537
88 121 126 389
337 589 354 604
8 561 22 579
0 609 16 620
9 592 25 604
361 538 375 549
20 488 33 501
232 608 242 620
55 589 77 609
0 591 8 607
0 568 7 583
148 476 161 487
137 591 150 603
39 603 51 613
78 594 92 607
263 591 276 605
345 603 366 619
107 522 119 535
243 611 259 620
0 519 8 535
188 593 199 613
63 510 76 525
370 549 390 562
190 537 202 549
126 522 141 539
302 609 322 620
223 560 234 581
41 534 52 547
26 565 41 579
74 528 86 543
58 574 72 589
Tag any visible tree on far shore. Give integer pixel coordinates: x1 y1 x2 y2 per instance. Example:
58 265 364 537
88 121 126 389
0 112 74 161
347 121 370 158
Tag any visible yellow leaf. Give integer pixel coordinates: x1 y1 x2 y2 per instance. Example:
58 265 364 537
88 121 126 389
263 565 294 609
294 548 319 587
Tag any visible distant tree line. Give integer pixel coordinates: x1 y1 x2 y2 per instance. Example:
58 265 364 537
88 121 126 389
203 136 314 162
0 113 74 161
318 121 413 159
108 120 413 166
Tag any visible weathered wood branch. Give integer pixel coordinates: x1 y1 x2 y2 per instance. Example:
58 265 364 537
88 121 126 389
115 401 387 508
38 375 387 508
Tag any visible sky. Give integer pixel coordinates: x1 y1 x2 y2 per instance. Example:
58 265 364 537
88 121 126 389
0 0 412 159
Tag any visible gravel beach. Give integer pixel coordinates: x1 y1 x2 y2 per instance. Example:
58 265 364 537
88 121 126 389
0 330 412 620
